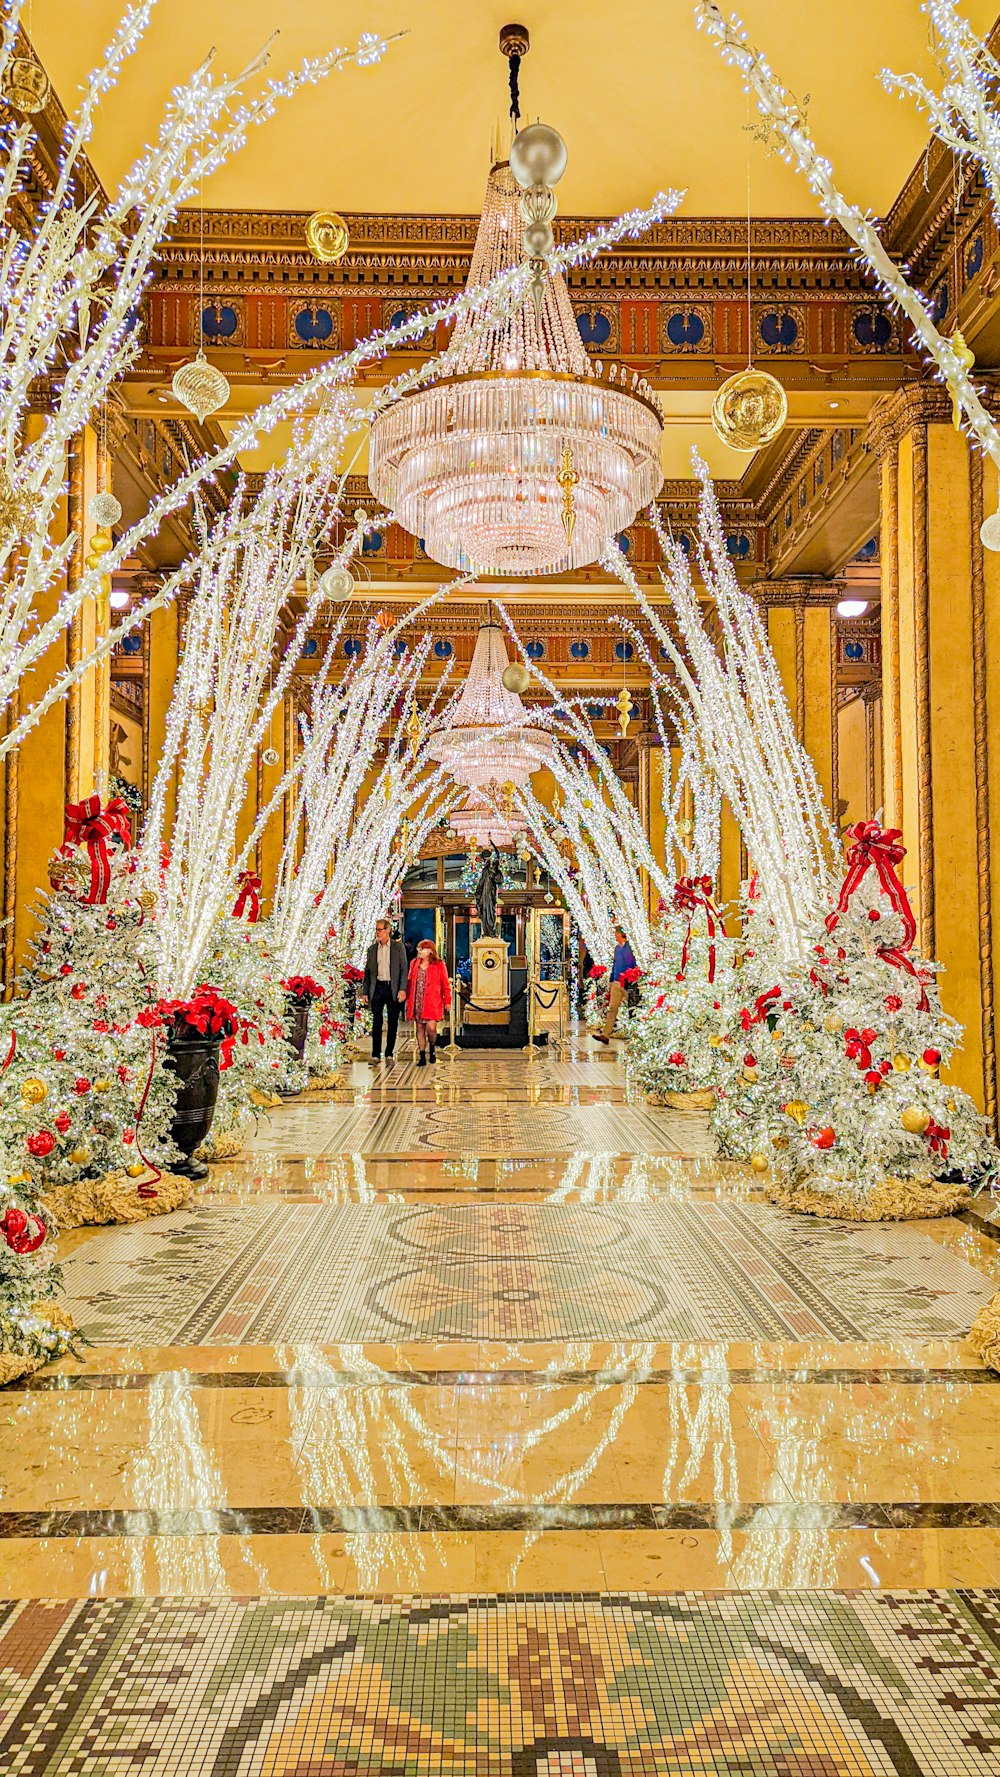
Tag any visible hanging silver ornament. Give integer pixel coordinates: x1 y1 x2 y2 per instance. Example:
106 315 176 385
519 183 557 226
89 492 122 529
523 218 554 259
319 566 354 601
510 123 568 190
171 350 230 424
1 56 50 114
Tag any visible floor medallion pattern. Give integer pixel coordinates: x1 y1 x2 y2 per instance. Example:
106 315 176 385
56 1199 994 1346
2 1589 999 1775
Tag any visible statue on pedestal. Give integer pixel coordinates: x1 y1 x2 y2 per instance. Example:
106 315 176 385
474 841 503 938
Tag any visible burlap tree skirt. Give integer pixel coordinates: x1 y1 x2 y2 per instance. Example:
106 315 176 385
768 1175 972 1222
42 1169 192 1229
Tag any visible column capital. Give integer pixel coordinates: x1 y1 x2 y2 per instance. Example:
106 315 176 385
867 374 1000 456
746 578 844 608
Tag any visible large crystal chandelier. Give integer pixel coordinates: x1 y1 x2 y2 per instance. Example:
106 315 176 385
427 620 552 798
368 38 663 576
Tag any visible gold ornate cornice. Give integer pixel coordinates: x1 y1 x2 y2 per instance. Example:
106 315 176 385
866 381 960 455
745 577 845 608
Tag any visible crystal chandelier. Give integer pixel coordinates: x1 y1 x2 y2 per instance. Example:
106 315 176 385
450 791 526 849
427 620 552 796
368 37 664 576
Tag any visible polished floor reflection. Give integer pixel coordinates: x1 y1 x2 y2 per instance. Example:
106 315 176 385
3 1039 1000 1774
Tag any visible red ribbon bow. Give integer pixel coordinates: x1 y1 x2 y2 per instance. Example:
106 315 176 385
825 821 929 1010
672 874 720 982
62 794 132 904
233 870 262 922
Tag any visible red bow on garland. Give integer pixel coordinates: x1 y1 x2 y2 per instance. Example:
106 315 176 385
232 870 262 922
61 794 132 904
672 874 721 983
825 821 930 1011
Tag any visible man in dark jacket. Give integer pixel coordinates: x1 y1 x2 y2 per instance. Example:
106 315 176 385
592 925 637 1045
361 918 408 1062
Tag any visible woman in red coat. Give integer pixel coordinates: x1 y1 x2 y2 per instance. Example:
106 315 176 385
405 939 452 1066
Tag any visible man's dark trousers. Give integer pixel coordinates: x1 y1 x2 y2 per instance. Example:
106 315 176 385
370 981 400 1059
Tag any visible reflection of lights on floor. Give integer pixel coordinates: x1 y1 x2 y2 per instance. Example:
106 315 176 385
859 1555 881 1586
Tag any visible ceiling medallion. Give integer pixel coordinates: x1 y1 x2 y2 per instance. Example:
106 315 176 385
171 349 230 424
305 211 350 264
368 31 663 577
711 366 788 452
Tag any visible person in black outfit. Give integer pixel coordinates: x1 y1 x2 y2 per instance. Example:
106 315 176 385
360 918 408 1063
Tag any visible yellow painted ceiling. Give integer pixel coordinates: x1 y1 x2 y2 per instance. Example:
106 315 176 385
29 0 997 218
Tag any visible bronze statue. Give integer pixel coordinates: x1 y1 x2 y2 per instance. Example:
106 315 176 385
474 841 503 938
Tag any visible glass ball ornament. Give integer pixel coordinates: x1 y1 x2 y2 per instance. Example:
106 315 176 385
172 350 230 424
901 1104 931 1135
319 566 354 601
1 56 50 113
304 211 349 264
981 508 1000 552
261 747 280 766
501 663 531 695
510 123 568 191
20 1079 47 1105
711 367 787 452
519 183 558 226
89 492 123 529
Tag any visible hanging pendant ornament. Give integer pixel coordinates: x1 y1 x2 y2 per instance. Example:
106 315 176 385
1 55 50 114
711 366 787 452
171 349 230 424
261 747 279 767
319 565 354 601
980 507 1000 552
948 328 975 428
405 704 422 755
557 444 578 546
616 686 631 738
305 211 349 264
89 492 122 529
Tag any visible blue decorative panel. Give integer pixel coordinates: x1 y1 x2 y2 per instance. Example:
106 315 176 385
394 638 409 657
433 639 453 659
844 640 864 661
666 311 704 347
525 640 545 660
725 532 751 559
854 536 878 562
966 234 984 279
678 533 692 556
201 303 238 340
852 308 893 350
575 309 612 346
569 640 590 660
361 530 384 555
293 306 334 345
343 637 361 658
659 305 711 353
760 310 798 349
302 637 319 658
930 282 949 325
586 703 604 719
120 634 142 656
387 309 408 330
617 533 631 554
614 640 634 662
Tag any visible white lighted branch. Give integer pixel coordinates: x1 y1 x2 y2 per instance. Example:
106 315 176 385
605 459 838 961
882 1 1000 223
696 1 1000 539
0 0 397 750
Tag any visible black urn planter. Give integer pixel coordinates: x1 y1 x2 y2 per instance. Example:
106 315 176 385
164 1025 222 1181
284 991 312 1061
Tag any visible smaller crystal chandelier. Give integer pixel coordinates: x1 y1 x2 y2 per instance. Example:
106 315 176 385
427 619 552 795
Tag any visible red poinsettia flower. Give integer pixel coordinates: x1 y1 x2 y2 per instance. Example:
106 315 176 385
156 985 240 1039
342 964 365 984
587 964 607 980
619 967 641 986
283 975 325 1000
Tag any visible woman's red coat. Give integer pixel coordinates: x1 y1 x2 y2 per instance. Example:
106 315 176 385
406 956 452 1022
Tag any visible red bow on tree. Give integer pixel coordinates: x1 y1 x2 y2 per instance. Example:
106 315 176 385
61 794 132 904
825 821 929 1011
672 874 721 982
232 870 262 922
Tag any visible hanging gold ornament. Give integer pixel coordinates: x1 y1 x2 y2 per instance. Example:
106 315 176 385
901 1104 931 1135
305 211 349 263
20 1078 47 1106
405 705 422 755
711 366 787 452
892 1053 911 1072
125 1161 147 1179
68 1145 91 1166
616 686 631 738
750 1153 769 1174
92 1077 113 1095
171 350 230 423
556 444 578 546
0 465 35 548
783 1099 809 1126
948 328 975 428
1 56 50 114
501 662 531 695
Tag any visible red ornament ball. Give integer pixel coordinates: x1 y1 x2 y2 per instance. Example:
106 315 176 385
73 1077 91 1096
810 1126 836 1150
59 964 72 977
70 983 86 1001
52 1047 66 1061
885 994 903 1013
864 1070 883 1090
861 1028 877 1045
54 1111 71 1134
868 909 881 922
26 1129 56 1158
923 1047 942 1065
744 1053 757 1068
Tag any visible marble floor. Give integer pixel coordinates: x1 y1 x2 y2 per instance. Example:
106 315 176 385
4 1037 1000 1774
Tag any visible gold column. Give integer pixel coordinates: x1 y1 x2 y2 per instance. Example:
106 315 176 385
718 798 743 934
870 383 990 1114
758 584 838 811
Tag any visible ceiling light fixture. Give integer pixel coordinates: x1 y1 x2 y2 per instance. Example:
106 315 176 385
368 25 663 576
837 598 868 617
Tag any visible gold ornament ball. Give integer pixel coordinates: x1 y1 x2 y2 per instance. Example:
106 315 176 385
708 1034 723 1048
139 890 157 910
92 1077 112 1095
750 1153 769 1174
772 1133 789 1150
172 351 230 424
501 662 531 695
305 211 350 264
261 746 280 767
711 366 788 452
20 1078 47 1105
1 56 50 113
901 1104 932 1135
823 1015 843 1035
125 1162 146 1179
68 1145 90 1166
893 1053 911 1072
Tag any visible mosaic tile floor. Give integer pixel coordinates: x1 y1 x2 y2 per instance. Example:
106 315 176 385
10 1029 1000 1775
3 1590 1000 1775
55 1198 995 1345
